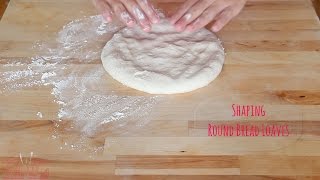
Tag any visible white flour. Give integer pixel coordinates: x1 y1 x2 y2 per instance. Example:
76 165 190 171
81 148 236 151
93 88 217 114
0 15 159 153
36 112 43 118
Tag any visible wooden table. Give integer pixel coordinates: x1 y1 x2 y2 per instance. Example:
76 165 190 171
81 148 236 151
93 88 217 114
0 0 320 179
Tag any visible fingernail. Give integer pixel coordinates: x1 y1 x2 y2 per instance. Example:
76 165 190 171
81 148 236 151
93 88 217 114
151 17 159 24
175 24 184 32
143 26 151 32
183 13 192 21
211 26 218 32
127 20 135 27
103 13 111 22
141 20 151 26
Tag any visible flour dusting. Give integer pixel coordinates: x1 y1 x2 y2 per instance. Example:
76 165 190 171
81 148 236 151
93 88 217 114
0 15 159 153
37 112 43 118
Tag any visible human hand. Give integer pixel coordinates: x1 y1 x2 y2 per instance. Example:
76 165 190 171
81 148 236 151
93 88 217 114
170 0 247 32
92 0 160 31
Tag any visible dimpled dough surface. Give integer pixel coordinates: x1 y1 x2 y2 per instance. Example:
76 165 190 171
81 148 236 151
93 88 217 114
101 20 225 94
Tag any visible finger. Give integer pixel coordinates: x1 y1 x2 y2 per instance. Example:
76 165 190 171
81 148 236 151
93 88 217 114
108 0 135 27
170 0 198 25
211 8 234 32
92 0 113 22
185 3 227 32
174 0 212 31
136 0 160 24
120 0 151 31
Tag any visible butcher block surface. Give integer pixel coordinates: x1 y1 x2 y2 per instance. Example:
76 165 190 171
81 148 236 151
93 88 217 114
0 0 320 179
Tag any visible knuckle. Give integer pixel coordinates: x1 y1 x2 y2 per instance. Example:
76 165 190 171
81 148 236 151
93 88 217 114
183 12 193 21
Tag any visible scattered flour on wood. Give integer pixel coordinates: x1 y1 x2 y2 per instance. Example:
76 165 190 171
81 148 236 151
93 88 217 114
36 112 43 118
0 15 159 154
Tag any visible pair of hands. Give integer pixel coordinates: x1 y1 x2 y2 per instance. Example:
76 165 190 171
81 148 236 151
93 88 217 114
92 0 247 32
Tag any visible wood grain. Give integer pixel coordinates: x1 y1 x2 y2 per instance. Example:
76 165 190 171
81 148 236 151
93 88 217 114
0 0 320 179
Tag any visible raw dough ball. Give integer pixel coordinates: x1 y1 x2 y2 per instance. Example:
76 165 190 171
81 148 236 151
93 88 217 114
101 20 225 94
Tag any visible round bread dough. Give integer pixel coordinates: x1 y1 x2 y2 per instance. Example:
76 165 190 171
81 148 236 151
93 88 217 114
101 20 225 94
